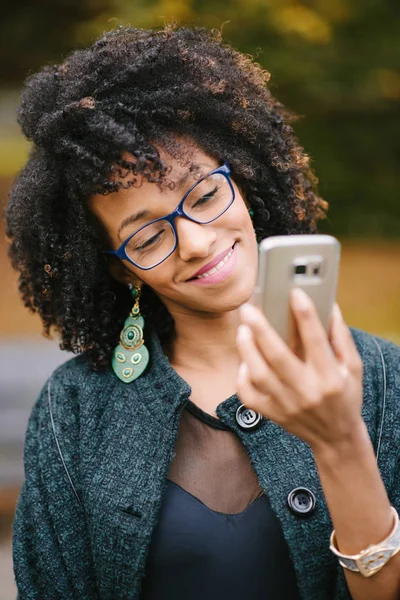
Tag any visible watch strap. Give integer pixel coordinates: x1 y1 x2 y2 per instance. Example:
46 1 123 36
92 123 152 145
329 507 400 577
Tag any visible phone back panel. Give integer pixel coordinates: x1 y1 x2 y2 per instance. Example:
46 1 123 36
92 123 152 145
256 235 341 344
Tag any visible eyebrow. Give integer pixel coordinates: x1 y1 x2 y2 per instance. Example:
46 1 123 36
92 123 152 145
116 170 197 238
118 210 151 238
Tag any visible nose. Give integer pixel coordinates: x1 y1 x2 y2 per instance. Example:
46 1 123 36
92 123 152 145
175 217 217 262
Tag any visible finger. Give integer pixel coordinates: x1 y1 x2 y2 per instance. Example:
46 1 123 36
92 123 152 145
290 288 336 372
239 303 304 386
236 362 273 416
237 325 286 398
330 304 363 372
288 312 306 361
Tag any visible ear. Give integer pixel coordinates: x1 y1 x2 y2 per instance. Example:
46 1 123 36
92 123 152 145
107 256 144 288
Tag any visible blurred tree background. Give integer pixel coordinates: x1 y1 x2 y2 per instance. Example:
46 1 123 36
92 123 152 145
1 0 399 236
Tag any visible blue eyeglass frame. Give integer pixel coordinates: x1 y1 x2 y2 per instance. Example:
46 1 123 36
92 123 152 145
106 161 235 270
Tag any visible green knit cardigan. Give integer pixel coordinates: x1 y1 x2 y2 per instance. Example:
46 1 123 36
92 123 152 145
12 328 400 600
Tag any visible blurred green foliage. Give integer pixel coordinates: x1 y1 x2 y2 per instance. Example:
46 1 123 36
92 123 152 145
1 0 399 236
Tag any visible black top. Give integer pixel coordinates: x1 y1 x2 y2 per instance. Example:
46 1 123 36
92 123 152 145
140 399 300 599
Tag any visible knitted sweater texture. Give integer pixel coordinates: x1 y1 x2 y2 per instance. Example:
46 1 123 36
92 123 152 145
12 328 400 600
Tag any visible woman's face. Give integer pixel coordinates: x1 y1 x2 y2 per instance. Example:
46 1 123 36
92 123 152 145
89 145 258 317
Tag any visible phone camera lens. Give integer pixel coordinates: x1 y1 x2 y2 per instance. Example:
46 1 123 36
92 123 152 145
294 265 307 275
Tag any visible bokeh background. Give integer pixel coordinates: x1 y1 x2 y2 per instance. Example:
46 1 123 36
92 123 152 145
0 1 399 596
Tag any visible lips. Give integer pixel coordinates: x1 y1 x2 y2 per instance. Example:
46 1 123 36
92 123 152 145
186 243 236 280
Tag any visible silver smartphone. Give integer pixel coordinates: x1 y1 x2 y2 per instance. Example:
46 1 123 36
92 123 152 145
254 235 341 344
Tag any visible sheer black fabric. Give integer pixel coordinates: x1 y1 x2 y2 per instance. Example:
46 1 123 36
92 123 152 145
168 400 265 514
140 399 300 599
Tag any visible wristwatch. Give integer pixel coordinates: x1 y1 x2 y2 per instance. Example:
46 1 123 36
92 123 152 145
329 507 400 577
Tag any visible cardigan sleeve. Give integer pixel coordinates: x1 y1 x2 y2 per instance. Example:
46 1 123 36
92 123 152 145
381 336 400 514
333 333 400 599
12 371 98 600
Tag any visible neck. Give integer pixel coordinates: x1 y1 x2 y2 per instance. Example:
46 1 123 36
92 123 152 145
166 308 242 372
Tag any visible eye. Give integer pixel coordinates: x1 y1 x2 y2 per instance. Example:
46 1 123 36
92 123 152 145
136 231 163 251
192 186 218 208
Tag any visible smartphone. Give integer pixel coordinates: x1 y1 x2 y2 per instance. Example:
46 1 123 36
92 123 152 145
254 235 341 344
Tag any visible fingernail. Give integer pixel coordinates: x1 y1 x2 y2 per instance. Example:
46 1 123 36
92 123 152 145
237 324 252 342
238 362 248 381
240 303 257 321
291 288 310 310
333 303 343 320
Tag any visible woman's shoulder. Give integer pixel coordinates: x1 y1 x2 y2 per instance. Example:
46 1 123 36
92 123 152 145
46 351 115 396
350 328 400 460
350 326 399 393
50 351 97 383
30 352 118 431
350 327 400 386
350 326 399 357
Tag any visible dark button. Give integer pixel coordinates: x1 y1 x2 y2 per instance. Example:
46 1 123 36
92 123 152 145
235 405 263 430
287 487 316 517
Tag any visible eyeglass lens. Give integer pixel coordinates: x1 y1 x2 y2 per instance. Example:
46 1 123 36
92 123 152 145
125 172 233 268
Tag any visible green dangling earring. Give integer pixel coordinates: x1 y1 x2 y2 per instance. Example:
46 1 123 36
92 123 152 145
112 285 150 383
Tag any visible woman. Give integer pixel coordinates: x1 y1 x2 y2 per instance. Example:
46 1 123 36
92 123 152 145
6 25 400 600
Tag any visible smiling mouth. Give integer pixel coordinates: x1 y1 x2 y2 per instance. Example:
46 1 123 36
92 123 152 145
187 243 236 281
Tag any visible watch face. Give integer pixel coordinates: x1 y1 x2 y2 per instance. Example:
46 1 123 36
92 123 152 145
334 507 400 578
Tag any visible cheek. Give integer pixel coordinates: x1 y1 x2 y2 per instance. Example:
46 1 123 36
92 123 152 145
234 201 257 243
139 262 177 296
231 193 253 228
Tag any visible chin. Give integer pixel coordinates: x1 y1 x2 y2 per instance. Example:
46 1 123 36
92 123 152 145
199 276 256 314
222 290 254 312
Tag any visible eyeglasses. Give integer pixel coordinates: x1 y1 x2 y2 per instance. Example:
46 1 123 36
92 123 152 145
107 162 235 270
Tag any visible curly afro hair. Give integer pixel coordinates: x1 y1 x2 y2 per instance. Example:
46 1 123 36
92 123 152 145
6 24 327 371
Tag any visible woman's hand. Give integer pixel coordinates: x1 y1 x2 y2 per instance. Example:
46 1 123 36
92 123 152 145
237 289 400 600
236 288 364 452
